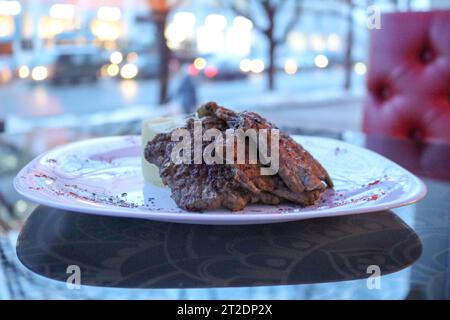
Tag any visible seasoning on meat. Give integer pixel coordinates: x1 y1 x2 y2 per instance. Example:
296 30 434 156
144 102 333 211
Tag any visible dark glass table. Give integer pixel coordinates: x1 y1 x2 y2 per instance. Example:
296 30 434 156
0 123 449 299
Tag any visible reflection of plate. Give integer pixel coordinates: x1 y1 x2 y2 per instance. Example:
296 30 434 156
14 135 427 225
16 207 422 289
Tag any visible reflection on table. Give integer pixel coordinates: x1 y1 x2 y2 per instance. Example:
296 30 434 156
17 207 421 289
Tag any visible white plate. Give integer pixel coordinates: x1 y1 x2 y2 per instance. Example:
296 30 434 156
14 135 427 225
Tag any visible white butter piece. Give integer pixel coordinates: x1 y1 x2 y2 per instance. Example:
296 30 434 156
141 116 189 187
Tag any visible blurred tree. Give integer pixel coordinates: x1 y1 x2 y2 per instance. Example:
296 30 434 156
308 0 354 91
147 0 182 104
343 0 355 91
325 0 401 91
224 0 303 91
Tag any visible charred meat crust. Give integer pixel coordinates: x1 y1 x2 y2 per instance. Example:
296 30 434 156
145 102 333 211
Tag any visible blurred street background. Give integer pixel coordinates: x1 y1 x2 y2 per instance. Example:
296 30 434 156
1 0 446 135
0 0 449 299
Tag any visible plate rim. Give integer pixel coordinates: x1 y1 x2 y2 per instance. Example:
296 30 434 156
13 135 428 224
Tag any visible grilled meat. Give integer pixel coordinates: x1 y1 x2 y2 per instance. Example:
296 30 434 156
144 102 333 211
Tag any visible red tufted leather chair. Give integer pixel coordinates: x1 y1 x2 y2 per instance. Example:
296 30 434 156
363 10 450 144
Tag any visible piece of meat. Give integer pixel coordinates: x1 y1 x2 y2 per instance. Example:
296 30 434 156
144 102 333 211
145 117 248 211
198 102 333 192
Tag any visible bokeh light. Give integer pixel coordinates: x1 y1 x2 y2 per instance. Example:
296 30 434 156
110 51 123 65
193 57 206 70
107 64 119 77
120 63 138 79
31 66 48 81
284 59 298 75
239 59 252 72
127 52 138 63
314 54 329 68
250 59 265 73
204 65 218 78
354 62 367 75
18 65 30 79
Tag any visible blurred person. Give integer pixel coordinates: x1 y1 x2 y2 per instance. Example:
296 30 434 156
174 64 198 114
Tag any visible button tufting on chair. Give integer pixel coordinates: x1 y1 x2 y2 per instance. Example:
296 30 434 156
418 46 434 64
376 85 392 101
363 10 450 144
407 127 424 142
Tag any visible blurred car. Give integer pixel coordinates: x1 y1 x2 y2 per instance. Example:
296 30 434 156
135 55 160 79
118 53 159 80
242 52 341 76
22 54 55 83
23 47 105 85
52 51 104 84
104 50 159 80
198 55 248 81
